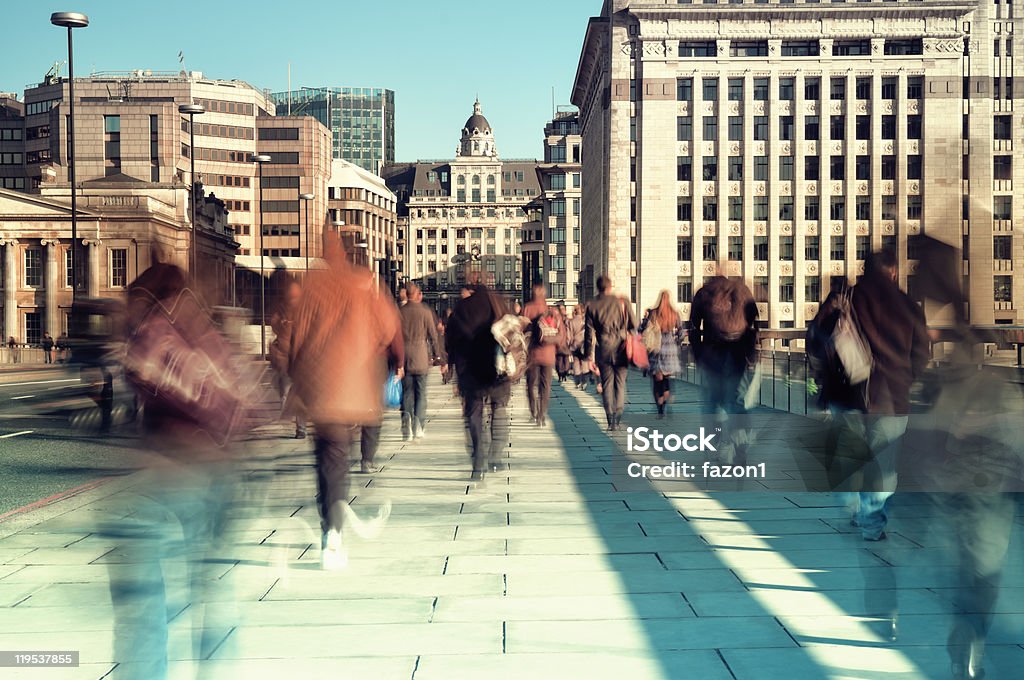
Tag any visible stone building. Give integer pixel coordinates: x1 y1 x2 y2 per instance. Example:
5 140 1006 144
383 100 540 312
535 108 583 308
572 0 1019 326
326 159 399 290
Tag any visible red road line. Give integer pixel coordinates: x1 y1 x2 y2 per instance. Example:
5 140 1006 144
0 478 111 523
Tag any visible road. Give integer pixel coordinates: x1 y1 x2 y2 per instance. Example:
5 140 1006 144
0 365 142 517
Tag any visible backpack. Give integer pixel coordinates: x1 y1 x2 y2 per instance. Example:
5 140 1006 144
807 289 873 399
537 311 562 346
492 313 528 382
707 279 753 342
642 312 663 353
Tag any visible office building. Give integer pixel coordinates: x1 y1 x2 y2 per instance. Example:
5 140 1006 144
270 87 396 174
572 0 1018 326
326 158 399 290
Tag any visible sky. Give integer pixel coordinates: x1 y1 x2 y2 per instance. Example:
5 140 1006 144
2 0 596 161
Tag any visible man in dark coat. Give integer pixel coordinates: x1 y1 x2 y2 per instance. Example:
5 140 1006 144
399 283 440 440
584 275 637 431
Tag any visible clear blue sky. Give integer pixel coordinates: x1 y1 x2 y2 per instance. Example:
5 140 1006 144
3 0 596 160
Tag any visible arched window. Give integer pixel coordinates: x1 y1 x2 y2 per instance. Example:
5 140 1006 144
487 175 495 185
457 175 465 185
472 175 480 185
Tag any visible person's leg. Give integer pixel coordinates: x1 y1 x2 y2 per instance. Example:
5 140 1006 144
538 364 552 423
464 389 486 475
312 423 354 533
856 415 908 540
401 375 414 438
488 382 512 470
614 365 628 424
414 374 428 435
598 362 615 428
526 364 539 421
360 424 381 470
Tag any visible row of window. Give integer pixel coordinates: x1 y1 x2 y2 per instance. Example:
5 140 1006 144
183 119 255 141
548 173 582 190
257 127 300 141
0 152 23 165
193 98 255 117
675 114 922 142
209 174 252 188
676 234 932 264
676 75 925 103
676 154 922 182
416 228 516 240
675 194 923 222
16 247 128 289
25 99 58 116
0 128 23 141
0 177 26 189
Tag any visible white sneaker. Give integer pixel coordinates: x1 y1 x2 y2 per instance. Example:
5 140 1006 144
320 529 348 571
414 423 425 439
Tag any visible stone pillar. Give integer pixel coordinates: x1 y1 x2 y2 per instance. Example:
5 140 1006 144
83 239 101 298
1 240 17 341
41 239 60 336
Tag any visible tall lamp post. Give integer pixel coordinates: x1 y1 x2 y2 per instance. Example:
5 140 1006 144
178 103 205 276
252 154 271 358
50 11 89 300
299 192 314 275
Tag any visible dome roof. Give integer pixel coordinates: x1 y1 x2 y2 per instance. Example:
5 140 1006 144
463 98 491 134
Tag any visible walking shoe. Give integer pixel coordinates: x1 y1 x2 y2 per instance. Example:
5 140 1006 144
414 422 425 439
320 529 348 571
470 469 485 482
360 461 380 474
863 531 887 542
294 429 307 439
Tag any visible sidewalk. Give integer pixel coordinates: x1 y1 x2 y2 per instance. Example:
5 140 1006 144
1 372 1024 679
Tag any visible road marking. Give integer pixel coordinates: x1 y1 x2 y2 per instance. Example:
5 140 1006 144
1 378 80 388
10 395 35 400
0 430 33 438
0 477 110 523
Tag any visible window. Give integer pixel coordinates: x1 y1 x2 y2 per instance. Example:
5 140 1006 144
780 276 795 303
471 188 481 202
457 189 466 202
679 41 716 57
804 156 820 181
907 155 922 180
830 77 846 100
855 77 871 100
881 155 896 180
109 248 127 287
25 248 43 287
703 156 718 181
780 156 794 180
780 235 794 260
994 235 1013 260
24 311 41 345
779 116 794 141
907 195 922 220
856 235 870 260
731 40 768 57
677 277 693 303
702 197 718 221
754 156 768 181
804 77 821 100
881 115 897 140
779 77 795 101
549 173 566 190
263 152 300 164
703 116 718 140
753 116 768 141
261 176 300 189
995 276 1013 303
728 157 743 181
630 118 637 142
753 78 769 101
677 78 694 101
856 195 871 220
104 115 121 176
805 234 820 259
994 196 1013 220
830 235 846 260
754 236 769 260
798 117 818 144
907 76 924 99
882 195 898 220
856 115 871 140
994 115 1013 140
677 197 693 221
551 199 566 216
702 236 718 260
855 155 870 181
779 197 794 221
753 196 769 221
728 78 744 101
885 39 923 56
573 198 580 216
677 156 693 181
783 40 818 57
833 40 871 56
677 236 692 260
830 115 845 140
573 173 581 188
906 115 922 140
257 127 300 141
753 276 769 302
830 155 845 180
677 116 693 141
830 196 845 221
805 196 820 221
728 235 743 260
262 200 299 212
703 78 719 102
549 227 566 243
728 116 743 141
994 156 1013 180
805 276 821 302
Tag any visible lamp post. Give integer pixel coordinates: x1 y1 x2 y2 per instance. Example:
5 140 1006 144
50 11 89 299
178 103 204 277
252 154 271 358
299 192 314 275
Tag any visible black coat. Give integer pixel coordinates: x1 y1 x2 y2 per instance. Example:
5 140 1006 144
448 287 500 390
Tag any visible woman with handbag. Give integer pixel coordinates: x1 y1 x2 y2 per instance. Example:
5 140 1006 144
640 290 684 418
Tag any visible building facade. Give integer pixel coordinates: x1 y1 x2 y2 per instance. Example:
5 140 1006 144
573 0 1019 327
269 87 396 174
383 100 540 312
326 158 399 290
535 108 583 308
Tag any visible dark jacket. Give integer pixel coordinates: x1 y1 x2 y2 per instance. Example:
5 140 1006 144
851 271 929 415
523 300 562 367
400 301 440 375
584 293 637 367
689 276 758 375
448 286 501 390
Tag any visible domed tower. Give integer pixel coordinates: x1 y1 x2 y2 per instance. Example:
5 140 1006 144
457 98 498 158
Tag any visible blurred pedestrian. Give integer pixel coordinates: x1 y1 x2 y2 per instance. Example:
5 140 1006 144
288 239 400 569
56 333 68 363
584 275 637 431
524 283 564 426
7 336 16 363
269 280 308 439
567 304 590 389
640 290 684 418
358 278 405 474
41 333 54 364
447 283 511 480
400 283 441 440
398 286 408 307
554 303 572 383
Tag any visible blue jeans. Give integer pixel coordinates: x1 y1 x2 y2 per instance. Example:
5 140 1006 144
830 409 908 540
402 373 427 432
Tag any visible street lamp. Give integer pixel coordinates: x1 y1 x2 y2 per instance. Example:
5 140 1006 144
178 103 205 276
252 154 271 358
299 192 314 274
50 11 89 299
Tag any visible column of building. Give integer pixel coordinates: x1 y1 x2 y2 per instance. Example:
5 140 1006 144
1 239 16 340
41 239 59 336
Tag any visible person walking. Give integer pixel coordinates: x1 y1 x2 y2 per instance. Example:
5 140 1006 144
815 249 929 542
358 282 405 474
399 283 441 440
7 336 17 363
567 305 589 390
523 283 564 426
288 239 400 569
41 333 54 364
270 280 309 439
554 303 572 383
447 282 511 481
584 275 637 431
639 290 683 418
